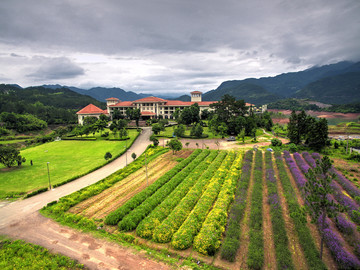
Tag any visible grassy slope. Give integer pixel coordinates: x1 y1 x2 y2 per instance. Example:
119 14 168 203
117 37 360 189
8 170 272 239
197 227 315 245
0 129 138 197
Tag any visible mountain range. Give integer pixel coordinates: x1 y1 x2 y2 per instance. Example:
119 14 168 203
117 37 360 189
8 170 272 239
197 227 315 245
4 61 360 107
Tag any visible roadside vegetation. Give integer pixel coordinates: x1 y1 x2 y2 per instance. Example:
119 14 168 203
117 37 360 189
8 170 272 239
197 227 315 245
0 238 84 270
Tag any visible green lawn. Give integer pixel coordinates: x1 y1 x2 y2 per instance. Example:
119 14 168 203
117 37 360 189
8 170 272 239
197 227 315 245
0 129 138 198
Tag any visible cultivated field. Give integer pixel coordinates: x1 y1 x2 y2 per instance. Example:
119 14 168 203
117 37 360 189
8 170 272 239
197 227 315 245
43 147 360 269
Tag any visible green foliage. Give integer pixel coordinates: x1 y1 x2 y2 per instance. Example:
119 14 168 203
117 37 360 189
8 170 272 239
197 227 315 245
271 138 282 147
268 98 321 111
152 123 162 135
0 145 26 168
0 239 84 270
0 112 47 133
173 124 185 137
190 123 203 138
104 151 112 160
304 155 345 259
274 151 326 269
247 150 264 269
288 143 298 153
105 149 201 225
168 138 182 154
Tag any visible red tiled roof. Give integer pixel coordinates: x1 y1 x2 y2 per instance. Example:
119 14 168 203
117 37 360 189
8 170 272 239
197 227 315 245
141 111 156 116
133 96 167 103
110 101 134 107
246 103 255 106
76 104 106 114
165 100 193 106
106 97 120 101
190 91 202 94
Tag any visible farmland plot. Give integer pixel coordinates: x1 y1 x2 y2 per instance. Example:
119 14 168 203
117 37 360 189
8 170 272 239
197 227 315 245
42 147 360 270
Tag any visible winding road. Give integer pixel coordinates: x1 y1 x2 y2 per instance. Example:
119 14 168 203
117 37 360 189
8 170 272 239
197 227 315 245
0 127 171 270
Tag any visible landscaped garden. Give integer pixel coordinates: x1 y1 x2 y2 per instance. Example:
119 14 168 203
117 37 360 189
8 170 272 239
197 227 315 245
41 146 360 269
0 129 139 199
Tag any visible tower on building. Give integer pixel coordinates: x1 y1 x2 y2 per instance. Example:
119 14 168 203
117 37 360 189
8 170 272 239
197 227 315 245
190 91 202 102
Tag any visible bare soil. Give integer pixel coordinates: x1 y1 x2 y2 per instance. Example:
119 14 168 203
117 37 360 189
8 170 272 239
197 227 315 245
69 150 192 220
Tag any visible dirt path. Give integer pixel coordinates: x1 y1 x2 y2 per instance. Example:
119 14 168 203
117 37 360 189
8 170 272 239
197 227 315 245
1 212 170 270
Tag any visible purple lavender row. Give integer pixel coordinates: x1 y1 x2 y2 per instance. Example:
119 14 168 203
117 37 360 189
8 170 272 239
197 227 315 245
283 150 307 188
320 216 360 269
335 214 360 258
293 152 311 175
308 152 360 204
287 151 360 267
302 152 316 168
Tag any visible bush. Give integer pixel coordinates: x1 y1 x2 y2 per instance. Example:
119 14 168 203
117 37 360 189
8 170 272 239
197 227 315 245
288 143 297 153
104 152 112 160
271 138 282 147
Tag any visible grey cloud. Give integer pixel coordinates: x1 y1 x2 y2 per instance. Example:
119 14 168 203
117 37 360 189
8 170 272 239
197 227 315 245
27 57 84 80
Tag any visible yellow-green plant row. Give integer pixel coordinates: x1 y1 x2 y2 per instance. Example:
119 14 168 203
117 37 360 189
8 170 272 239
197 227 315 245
136 150 217 239
105 149 201 225
150 151 226 243
193 151 243 256
117 149 208 231
48 146 168 215
170 151 236 250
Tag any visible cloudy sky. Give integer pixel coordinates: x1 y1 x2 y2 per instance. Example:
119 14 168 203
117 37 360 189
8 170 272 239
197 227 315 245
0 0 359 96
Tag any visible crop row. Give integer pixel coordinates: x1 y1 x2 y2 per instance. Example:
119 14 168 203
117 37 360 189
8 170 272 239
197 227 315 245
307 152 360 203
117 149 210 231
221 150 254 262
193 151 243 256
297 153 360 225
149 151 227 243
247 150 264 269
49 146 168 215
136 149 217 239
264 151 294 269
170 152 236 250
105 149 201 225
275 151 326 269
284 151 360 269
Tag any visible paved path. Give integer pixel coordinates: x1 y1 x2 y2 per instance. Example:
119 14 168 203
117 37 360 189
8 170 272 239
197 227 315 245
0 127 170 270
0 127 152 228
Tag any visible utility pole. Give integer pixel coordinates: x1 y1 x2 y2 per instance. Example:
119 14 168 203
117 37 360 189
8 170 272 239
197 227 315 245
145 152 148 186
47 162 52 190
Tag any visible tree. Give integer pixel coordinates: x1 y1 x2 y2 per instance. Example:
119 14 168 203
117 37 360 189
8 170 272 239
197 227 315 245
152 123 162 135
83 116 98 126
238 128 245 144
307 118 328 150
287 110 299 144
218 123 228 138
304 155 345 259
0 146 26 168
131 153 137 160
168 138 182 154
118 128 128 139
190 123 203 138
173 124 185 137
185 142 190 148
104 152 112 160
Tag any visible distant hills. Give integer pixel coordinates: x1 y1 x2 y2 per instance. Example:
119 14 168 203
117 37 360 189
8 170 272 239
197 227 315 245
174 61 360 106
42 84 149 102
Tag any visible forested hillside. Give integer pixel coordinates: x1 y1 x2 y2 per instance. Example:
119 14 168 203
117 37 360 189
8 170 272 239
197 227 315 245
0 84 105 124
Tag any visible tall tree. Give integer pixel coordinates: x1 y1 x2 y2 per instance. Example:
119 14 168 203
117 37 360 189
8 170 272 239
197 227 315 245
304 155 344 259
287 110 299 144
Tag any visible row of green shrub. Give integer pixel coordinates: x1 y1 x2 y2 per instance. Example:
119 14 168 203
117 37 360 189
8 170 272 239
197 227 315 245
193 151 242 256
136 150 216 240
247 150 264 269
170 152 235 250
0 239 84 270
118 149 209 231
104 149 201 225
274 151 327 269
221 150 253 261
46 146 168 215
151 151 225 243
264 151 294 269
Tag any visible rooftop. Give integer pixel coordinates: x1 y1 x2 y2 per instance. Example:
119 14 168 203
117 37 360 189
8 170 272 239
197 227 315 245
76 104 107 115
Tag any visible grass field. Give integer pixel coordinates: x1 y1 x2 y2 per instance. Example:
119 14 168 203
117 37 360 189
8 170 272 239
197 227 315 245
0 129 139 198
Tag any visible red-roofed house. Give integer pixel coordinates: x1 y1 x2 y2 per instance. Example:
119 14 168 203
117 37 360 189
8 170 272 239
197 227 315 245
76 104 108 125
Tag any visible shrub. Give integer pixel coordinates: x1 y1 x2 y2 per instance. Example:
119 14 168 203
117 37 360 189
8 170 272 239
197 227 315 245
104 152 112 160
271 138 282 147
